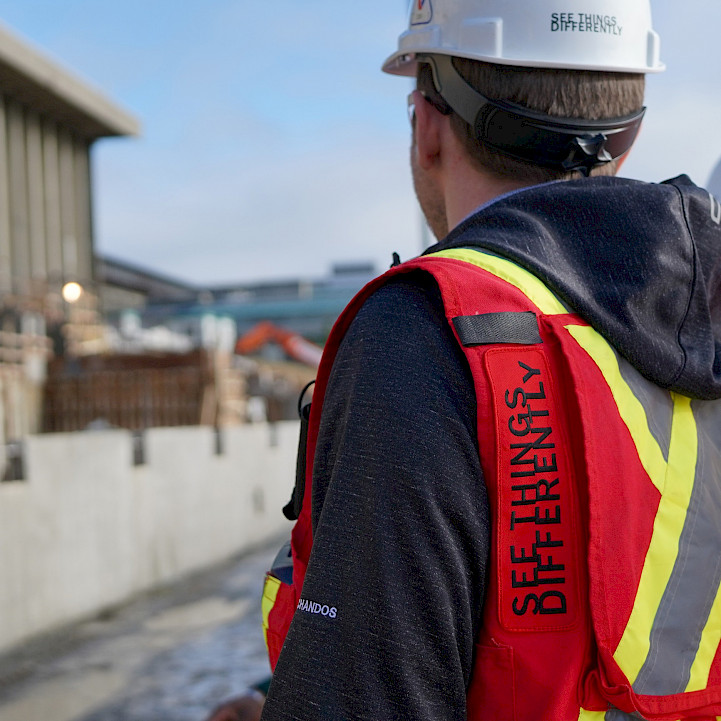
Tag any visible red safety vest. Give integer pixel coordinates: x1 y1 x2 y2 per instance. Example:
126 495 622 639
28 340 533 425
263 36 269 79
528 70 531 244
263 249 721 721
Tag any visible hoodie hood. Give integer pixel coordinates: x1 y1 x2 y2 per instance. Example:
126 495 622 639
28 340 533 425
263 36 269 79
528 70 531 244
429 175 721 400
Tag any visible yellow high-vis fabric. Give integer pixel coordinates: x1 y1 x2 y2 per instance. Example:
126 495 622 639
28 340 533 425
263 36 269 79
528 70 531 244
567 325 707 690
688 587 721 692
262 575 282 650
566 325 668 491
577 709 608 720
430 249 570 315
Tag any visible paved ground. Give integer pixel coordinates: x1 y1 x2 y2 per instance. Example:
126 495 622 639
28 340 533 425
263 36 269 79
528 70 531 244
0 538 284 721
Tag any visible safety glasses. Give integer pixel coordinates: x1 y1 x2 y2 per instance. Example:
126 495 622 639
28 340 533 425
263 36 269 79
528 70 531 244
407 88 452 125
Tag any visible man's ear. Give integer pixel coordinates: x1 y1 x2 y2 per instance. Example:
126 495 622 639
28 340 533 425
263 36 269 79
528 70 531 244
413 90 443 171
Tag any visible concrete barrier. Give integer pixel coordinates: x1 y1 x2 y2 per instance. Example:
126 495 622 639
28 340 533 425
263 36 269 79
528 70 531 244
0 422 298 653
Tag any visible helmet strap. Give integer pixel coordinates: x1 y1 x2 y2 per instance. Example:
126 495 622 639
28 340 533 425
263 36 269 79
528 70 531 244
419 53 645 176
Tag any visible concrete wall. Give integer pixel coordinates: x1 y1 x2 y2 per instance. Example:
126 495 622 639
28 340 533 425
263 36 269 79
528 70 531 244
0 422 298 653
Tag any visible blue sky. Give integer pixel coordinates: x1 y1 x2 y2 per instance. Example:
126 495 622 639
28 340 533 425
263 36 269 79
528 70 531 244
0 1 719 285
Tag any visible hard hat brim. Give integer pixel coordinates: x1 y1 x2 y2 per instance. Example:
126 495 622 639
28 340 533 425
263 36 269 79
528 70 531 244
382 48 665 77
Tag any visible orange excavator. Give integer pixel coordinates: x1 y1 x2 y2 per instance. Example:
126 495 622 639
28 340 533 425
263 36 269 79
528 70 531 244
235 321 323 368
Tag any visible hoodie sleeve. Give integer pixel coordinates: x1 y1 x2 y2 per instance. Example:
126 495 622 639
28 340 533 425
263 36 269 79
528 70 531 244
261 273 490 721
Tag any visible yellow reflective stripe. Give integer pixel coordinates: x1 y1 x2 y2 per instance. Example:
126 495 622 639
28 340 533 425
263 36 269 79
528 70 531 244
429 248 569 315
262 574 282 649
687 580 721 691
578 709 607 720
613 395 697 683
566 325 699 686
566 325 666 492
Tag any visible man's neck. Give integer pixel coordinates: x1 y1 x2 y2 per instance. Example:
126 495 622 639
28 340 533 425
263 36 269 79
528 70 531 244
443 160 531 233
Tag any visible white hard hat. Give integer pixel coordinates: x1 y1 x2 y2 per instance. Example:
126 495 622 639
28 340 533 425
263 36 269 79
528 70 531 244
383 0 665 76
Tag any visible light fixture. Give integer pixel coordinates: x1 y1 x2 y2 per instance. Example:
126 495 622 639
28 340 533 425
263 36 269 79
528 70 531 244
61 281 83 304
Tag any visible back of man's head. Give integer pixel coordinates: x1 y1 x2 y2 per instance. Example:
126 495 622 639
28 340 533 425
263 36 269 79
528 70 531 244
418 59 645 183
384 0 664 183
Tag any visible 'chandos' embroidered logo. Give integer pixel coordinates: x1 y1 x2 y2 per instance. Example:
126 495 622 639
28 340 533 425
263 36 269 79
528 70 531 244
297 598 337 619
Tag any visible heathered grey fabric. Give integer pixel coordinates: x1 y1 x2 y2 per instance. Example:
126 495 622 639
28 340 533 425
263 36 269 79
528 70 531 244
263 276 488 721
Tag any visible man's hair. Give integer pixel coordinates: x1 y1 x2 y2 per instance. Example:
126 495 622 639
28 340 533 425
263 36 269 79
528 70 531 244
418 58 645 184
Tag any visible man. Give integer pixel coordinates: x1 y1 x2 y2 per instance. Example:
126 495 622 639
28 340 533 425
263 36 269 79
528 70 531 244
212 1 721 719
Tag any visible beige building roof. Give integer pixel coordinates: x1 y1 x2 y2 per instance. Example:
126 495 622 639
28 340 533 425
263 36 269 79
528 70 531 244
0 22 140 139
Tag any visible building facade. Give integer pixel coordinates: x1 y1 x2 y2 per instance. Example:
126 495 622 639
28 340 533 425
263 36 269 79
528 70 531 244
0 23 138 445
0 23 138 299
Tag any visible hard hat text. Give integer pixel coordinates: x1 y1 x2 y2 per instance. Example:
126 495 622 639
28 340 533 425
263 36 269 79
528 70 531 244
551 13 623 36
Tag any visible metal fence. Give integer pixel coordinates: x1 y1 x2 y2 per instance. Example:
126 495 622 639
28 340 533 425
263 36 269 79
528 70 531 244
42 350 213 432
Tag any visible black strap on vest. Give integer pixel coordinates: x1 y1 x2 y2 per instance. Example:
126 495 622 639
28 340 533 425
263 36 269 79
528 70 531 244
283 380 315 521
452 311 542 347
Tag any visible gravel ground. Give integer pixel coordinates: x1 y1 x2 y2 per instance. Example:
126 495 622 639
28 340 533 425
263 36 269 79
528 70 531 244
0 538 285 721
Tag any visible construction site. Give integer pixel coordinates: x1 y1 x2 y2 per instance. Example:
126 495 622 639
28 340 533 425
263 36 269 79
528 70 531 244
0 21 374 720
3 2 719 720
0 18 380 469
